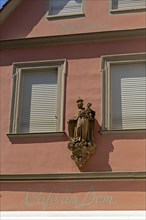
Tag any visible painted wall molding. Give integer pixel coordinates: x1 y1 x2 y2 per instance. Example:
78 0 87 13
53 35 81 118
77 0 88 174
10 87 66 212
0 28 145 49
0 171 146 182
1 211 146 220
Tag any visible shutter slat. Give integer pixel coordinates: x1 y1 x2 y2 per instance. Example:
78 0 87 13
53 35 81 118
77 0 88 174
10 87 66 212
50 0 82 15
111 63 146 130
112 0 146 9
20 70 58 133
121 76 146 129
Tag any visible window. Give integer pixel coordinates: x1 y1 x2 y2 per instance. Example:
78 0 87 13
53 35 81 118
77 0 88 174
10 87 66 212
9 60 66 135
111 0 146 11
48 0 84 17
102 53 146 131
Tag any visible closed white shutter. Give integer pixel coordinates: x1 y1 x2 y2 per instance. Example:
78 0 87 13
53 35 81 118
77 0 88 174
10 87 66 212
50 0 82 16
20 69 58 133
112 0 146 10
110 63 146 130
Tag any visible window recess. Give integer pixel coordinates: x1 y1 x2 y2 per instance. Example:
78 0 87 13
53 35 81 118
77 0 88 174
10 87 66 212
47 0 85 18
101 53 146 133
111 0 146 12
9 60 66 136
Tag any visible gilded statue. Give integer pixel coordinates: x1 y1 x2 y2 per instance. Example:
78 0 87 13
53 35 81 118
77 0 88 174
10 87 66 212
68 98 96 168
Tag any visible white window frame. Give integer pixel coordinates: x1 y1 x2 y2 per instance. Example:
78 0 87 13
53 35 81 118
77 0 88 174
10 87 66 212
110 0 146 13
47 0 85 19
101 53 146 134
9 60 66 137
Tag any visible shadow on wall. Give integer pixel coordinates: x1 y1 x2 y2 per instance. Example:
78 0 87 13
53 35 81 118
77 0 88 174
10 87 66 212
1 0 48 39
7 117 145 172
1 39 145 67
80 119 145 172
80 119 113 172
1 179 145 193
1 0 83 40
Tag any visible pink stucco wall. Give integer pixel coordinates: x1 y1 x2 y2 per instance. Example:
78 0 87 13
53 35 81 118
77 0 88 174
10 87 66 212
1 0 145 213
1 180 145 211
0 0 146 40
0 38 145 174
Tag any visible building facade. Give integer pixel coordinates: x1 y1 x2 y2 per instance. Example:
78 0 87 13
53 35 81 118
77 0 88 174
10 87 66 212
0 0 146 219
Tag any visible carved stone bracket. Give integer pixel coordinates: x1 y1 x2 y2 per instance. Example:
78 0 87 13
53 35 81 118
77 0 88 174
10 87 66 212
68 140 96 168
68 98 96 168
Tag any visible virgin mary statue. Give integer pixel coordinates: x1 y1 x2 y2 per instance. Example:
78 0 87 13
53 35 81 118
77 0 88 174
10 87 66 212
68 98 96 168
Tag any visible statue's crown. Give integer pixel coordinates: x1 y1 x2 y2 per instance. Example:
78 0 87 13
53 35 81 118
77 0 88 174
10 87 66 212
76 97 83 103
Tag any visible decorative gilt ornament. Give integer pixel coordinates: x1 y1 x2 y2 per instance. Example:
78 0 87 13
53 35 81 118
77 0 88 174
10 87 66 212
68 98 96 168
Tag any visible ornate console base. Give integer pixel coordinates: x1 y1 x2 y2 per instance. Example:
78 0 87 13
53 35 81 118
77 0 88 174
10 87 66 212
68 140 96 168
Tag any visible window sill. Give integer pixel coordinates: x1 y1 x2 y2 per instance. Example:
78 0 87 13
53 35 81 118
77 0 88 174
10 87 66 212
100 129 146 135
110 7 146 14
46 12 85 20
7 132 66 139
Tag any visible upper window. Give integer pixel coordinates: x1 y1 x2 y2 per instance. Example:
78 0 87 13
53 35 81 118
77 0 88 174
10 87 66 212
9 60 66 135
102 53 146 131
112 0 146 12
48 0 84 17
